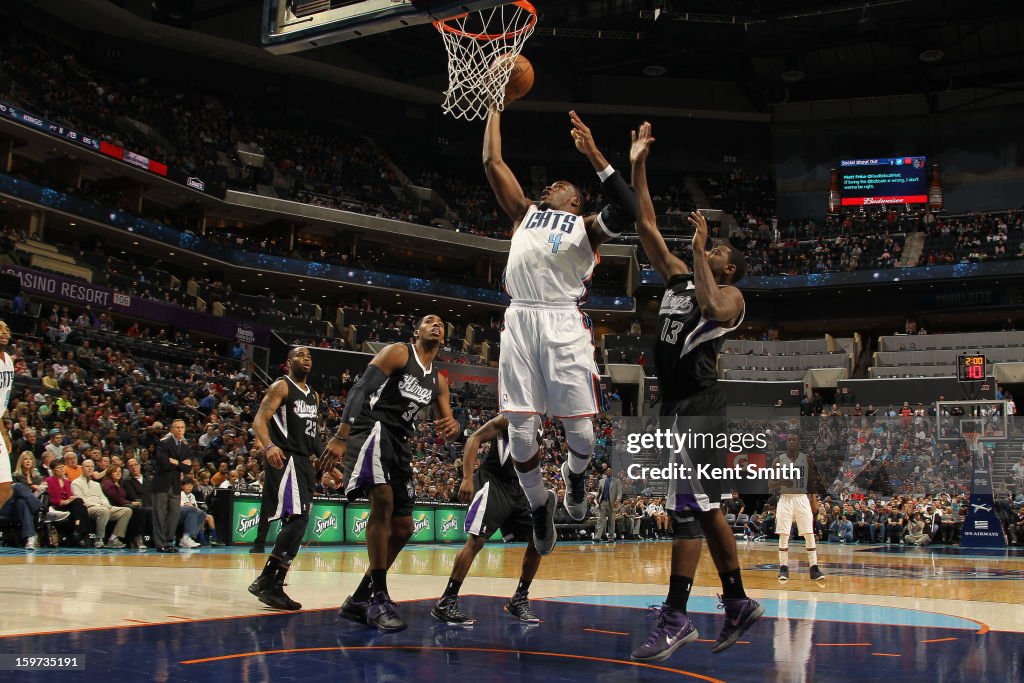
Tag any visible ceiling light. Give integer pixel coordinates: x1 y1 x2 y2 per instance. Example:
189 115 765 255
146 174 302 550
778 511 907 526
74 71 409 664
919 49 944 63
781 70 805 82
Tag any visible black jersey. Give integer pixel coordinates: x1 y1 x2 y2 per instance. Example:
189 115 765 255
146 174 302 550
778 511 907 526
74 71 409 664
270 375 319 457
479 430 516 483
654 274 744 402
354 343 439 439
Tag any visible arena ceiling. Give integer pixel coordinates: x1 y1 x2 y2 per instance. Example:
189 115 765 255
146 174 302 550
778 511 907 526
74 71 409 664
95 0 1024 111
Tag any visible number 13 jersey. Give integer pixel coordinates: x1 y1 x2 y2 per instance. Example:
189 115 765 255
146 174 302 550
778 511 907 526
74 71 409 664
655 274 744 402
354 343 438 439
504 204 595 305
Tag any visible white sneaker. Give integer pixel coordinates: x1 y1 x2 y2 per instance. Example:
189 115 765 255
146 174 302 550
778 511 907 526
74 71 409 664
45 508 71 523
25 536 38 551
179 536 200 549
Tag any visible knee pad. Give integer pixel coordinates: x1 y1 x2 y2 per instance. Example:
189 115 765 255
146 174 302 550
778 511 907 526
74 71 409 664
506 413 542 463
561 417 595 456
670 510 704 539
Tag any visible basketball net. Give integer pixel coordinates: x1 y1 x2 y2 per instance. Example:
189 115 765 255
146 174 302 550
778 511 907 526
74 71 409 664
434 1 537 121
963 431 981 452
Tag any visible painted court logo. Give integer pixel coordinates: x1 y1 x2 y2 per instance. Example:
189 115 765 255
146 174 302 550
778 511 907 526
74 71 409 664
313 511 338 536
352 512 369 536
441 514 458 535
413 513 431 535
237 509 260 535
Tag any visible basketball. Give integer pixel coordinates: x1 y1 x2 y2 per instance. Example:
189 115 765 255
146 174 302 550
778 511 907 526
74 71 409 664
503 54 534 103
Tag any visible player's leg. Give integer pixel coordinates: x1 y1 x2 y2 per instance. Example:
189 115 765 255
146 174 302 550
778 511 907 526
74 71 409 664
796 499 823 580
0 443 12 509
545 309 601 521
502 505 543 622
506 413 557 556
631 509 701 662
432 535 486 625
250 487 274 553
776 498 794 582
250 456 311 610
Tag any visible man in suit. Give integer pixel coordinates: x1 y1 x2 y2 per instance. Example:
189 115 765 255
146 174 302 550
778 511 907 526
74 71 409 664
123 457 154 547
153 420 192 553
594 466 622 542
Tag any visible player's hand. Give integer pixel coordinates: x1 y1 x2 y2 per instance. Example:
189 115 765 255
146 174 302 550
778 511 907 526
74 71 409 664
458 478 475 504
689 211 708 252
266 445 285 470
320 438 347 474
434 416 460 440
569 110 599 156
630 121 655 164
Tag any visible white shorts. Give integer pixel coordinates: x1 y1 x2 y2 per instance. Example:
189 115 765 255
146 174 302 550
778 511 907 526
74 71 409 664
0 440 10 484
499 301 602 418
776 494 813 536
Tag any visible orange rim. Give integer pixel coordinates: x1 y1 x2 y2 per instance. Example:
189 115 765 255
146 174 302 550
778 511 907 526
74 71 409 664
434 1 537 41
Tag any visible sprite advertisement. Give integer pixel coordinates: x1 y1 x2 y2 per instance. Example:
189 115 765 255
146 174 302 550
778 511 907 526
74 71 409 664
345 503 372 543
308 502 344 543
410 508 435 542
229 495 500 545
435 508 467 543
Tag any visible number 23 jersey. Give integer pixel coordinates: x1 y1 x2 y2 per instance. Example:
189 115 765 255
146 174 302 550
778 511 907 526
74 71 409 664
354 343 438 439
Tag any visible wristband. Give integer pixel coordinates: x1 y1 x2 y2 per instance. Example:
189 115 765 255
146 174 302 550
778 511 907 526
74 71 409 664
597 164 615 182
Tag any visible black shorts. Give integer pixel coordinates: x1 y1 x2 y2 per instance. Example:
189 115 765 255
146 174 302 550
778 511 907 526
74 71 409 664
463 468 533 541
264 452 315 521
342 421 416 518
660 388 727 515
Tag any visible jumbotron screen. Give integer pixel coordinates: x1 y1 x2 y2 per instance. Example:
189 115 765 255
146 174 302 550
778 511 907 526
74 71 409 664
839 156 927 206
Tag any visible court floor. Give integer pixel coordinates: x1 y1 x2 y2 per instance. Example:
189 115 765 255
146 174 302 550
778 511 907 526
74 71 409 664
2 539 1022 682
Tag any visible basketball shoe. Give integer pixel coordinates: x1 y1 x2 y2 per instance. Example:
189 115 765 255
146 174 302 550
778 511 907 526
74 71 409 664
431 595 476 626
712 595 763 654
631 604 698 662
366 592 407 633
338 595 369 625
504 592 541 623
248 576 301 611
560 461 588 521
531 490 558 556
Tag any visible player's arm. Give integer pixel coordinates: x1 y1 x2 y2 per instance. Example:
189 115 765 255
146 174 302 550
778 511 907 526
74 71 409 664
629 122 688 280
483 111 533 224
458 415 509 503
322 343 409 469
571 111 638 248
432 374 460 441
253 379 289 469
689 210 743 325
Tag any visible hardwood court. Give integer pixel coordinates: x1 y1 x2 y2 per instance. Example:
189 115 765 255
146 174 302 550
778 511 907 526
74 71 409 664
2 540 1023 681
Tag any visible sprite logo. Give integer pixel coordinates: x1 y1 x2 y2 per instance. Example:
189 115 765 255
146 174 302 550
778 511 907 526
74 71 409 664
352 511 369 536
237 508 259 535
313 511 338 537
441 514 458 535
413 513 431 534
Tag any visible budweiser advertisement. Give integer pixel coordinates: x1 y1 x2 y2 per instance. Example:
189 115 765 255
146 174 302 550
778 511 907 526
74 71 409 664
839 156 927 207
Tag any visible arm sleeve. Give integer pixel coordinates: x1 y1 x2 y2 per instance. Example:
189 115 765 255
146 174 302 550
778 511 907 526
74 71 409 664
340 365 390 426
595 170 639 238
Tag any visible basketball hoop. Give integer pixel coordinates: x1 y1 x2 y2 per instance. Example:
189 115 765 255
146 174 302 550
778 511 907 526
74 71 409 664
963 431 981 451
434 1 537 121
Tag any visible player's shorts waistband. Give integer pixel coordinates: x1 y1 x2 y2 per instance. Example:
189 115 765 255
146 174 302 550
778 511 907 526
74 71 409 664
508 299 581 310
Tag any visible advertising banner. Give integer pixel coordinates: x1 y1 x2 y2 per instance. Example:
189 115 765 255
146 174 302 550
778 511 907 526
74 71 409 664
410 507 435 543
308 500 345 543
1 264 272 346
435 507 467 543
231 498 281 544
345 503 371 543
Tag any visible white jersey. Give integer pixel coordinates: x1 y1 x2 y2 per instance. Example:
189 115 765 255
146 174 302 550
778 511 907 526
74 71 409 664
504 204 595 305
775 451 809 495
0 351 13 420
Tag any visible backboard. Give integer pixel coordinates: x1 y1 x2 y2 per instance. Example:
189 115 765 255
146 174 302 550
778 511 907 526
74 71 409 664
262 0 507 54
935 400 1008 442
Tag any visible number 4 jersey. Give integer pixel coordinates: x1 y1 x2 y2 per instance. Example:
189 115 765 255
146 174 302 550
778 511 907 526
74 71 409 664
655 274 744 402
353 343 439 439
503 204 595 305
